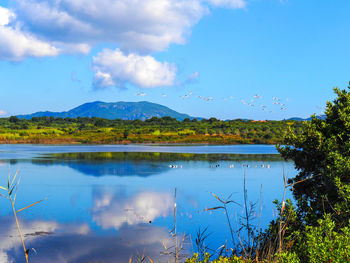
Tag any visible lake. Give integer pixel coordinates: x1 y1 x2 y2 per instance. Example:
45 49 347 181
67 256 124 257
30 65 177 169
0 144 295 263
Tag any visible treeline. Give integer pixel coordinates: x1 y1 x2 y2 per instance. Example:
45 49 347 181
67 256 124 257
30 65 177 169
0 116 305 144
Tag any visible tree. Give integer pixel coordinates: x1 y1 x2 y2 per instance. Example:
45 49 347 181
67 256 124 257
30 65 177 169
9 116 20 123
277 85 350 226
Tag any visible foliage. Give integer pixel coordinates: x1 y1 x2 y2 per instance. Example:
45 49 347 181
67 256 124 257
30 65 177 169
0 116 304 144
185 253 253 263
306 215 350 263
185 252 301 263
185 85 350 262
277 86 350 226
272 251 300 263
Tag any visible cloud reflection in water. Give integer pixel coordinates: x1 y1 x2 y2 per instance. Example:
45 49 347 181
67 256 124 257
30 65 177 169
1 188 175 262
92 187 173 229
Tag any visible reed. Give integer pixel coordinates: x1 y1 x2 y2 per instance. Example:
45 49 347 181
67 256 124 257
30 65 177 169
0 169 45 263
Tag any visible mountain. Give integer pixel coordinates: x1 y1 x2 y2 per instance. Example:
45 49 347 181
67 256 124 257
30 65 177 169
287 115 326 121
17 101 195 121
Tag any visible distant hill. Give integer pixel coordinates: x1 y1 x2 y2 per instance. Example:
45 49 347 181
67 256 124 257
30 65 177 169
287 115 326 121
17 101 196 121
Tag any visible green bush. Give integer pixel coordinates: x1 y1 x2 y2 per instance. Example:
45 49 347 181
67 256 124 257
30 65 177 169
306 215 350 263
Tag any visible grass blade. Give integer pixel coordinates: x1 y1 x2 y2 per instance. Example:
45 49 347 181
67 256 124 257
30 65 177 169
11 169 19 188
0 193 9 200
205 206 224 211
210 192 225 203
13 176 22 204
9 184 16 196
16 199 45 213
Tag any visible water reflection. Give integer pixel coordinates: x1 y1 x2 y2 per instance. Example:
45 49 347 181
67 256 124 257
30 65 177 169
0 147 294 263
28 152 283 177
0 216 89 262
91 187 173 229
1 187 176 262
2 217 172 263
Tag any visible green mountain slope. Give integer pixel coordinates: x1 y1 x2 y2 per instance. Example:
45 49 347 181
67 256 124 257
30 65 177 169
17 101 195 121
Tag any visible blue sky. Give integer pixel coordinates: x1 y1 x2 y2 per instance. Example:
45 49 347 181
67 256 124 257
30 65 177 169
0 0 349 120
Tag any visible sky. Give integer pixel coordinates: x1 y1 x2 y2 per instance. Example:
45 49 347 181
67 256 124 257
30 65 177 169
0 0 350 120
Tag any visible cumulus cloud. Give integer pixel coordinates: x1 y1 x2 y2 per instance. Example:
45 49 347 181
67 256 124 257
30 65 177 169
8 0 245 55
0 6 15 26
12 0 206 54
1 0 246 85
92 48 177 88
0 110 7 116
0 6 59 61
0 27 59 61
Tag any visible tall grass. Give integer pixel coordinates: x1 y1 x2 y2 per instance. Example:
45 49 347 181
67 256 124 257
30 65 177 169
0 169 44 263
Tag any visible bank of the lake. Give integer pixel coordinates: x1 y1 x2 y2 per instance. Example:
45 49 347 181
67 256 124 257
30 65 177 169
0 117 305 145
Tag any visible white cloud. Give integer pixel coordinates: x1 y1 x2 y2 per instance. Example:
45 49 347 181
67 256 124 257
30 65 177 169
92 48 177 88
186 71 199 83
0 0 246 85
0 110 7 116
0 6 15 26
0 26 59 61
13 0 207 54
10 0 245 54
204 0 246 9
0 6 59 61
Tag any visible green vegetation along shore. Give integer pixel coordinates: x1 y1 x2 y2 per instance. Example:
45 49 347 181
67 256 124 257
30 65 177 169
0 116 305 144
183 86 350 262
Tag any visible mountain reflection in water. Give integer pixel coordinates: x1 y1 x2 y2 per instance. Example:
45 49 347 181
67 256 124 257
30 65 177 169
29 151 283 177
0 147 294 263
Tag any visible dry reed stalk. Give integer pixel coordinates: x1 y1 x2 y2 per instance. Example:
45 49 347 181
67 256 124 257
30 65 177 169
0 169 45 263
278 167 314 253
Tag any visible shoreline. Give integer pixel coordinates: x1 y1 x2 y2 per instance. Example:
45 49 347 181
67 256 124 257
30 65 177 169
0 140 276 145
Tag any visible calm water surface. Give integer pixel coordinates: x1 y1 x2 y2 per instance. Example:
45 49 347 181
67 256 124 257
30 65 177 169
0 145 295 263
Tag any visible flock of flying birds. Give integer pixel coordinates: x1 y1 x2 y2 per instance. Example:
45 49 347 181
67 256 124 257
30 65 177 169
168 163 272 169
135 90 291 113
